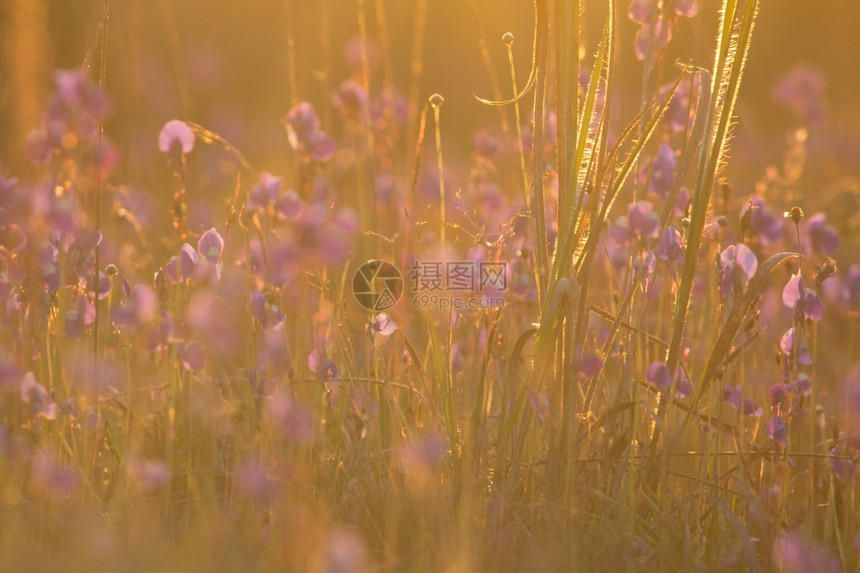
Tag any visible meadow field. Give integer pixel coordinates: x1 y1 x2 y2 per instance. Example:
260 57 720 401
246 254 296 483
0 0 859 571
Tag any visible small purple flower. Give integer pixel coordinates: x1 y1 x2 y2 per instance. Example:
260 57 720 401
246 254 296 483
743 398 764 417
20 372 57 420
723 384 741 411
286 102 336 162
179 340 207 371
628 0 652 24
158 120 195 155
673 368 693 399
768 383 789 407
610 201 660 247
791 373 812 396
663 75 701 133
643 142 676 198
195 228 225 282
248 171 283 210
634 17 671 61
331 79 368 120
655 226 683 266
774 531 841 573
473 131 502 160
804 212 839 255
197 227 224 262
675 0 699 18
829 447 855 481
371 313 397 336
275 189 303 220
782 273 825 322
719 243 758 297
580 353 604 377
646 361 672 393
743 197 784 245
629 201 661 240
308 349 339 383
843 265 860 309
767 415 787 447
779 327 812 366
166 243 200 284
771 64 828 125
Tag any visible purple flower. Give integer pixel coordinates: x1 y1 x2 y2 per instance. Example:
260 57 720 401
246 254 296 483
768 383 788 407
331 79 368 120
197 227 224 262
725 386 763 416
158 120 195 155
610 201 660 247
774 531 841 573
165 243 199 284
782 273 825 322
635 17 671 61
179 340 207 371
664 75 701 133
743 197 784 245
789 373 813 397
308 349 339 383
192 228 225 283
629 201 661 240
628 0 652 24
719 243 758 296
743 398 764 417
829 447 855 481
673 368 693 399
675 0 699 18
473 131 502 160
723 384 741 411
20 372 57 419
646 361 672 393
643 142 676 198
655 226 683 266
371 313 397 336
580 353 604 377
767 415 787 447
842 265 860 309
804 212 839 255
275 189 303 220
248 171 283 210
286 102 336 162
771 64 828 125
779 327 812 366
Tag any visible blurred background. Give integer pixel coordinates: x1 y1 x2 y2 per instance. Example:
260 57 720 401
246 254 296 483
1 0 859 221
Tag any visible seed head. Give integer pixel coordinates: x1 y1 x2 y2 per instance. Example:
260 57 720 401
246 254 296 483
502 32 515 45
429 93 444 107
784 206 805 225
